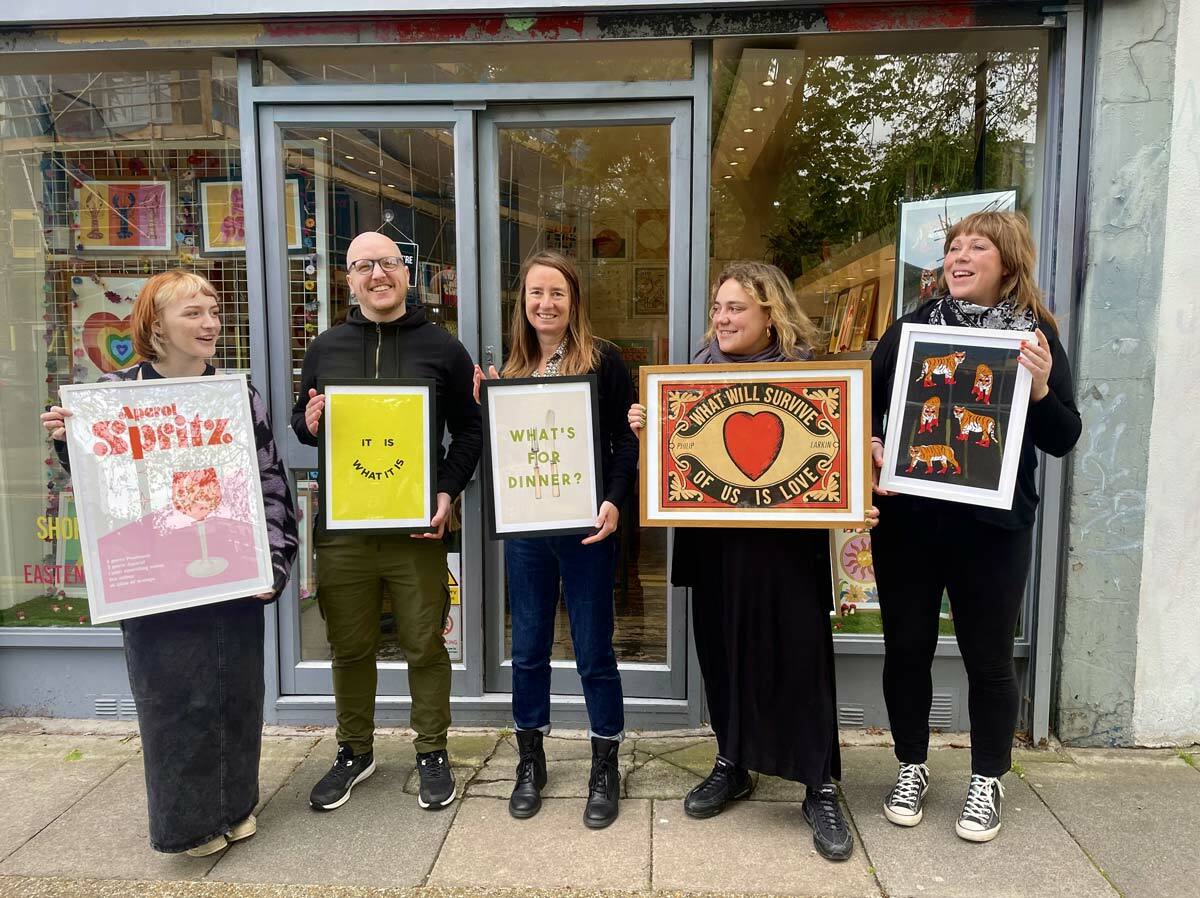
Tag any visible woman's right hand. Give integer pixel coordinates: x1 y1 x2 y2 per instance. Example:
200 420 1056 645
304 388 326 436
628 403 647 434
871 437 894 496
472 364 500 405
40 406 73 441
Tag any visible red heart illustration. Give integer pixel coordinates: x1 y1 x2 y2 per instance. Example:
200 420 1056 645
723 411 784 482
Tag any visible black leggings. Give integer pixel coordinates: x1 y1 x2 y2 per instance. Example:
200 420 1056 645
871 496 1033 778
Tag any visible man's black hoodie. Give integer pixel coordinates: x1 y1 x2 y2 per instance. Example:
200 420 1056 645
291 305 482 499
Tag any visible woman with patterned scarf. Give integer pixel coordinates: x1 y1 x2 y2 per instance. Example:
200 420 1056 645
870 211 1081 842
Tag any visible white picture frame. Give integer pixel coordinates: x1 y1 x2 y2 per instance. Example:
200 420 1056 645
879 323 1033 509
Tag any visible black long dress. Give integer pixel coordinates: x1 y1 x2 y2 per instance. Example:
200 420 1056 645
673 526 840 786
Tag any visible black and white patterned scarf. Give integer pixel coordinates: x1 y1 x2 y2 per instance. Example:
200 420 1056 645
929 294 1036 332
533 339 567 377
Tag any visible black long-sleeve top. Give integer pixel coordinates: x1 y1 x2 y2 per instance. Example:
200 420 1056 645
290 305 482 499
870 298 1082 529
591 340 640 509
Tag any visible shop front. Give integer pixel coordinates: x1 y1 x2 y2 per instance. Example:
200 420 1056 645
0 3 1085 739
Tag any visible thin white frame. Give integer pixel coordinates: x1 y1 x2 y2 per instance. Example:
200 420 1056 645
879 323 1033 508
58 374 273 624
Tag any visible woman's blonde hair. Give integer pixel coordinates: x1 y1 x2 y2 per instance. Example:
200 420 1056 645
132 270 220 360
502 250 601 377
942 210 1057 333
705 261 819 358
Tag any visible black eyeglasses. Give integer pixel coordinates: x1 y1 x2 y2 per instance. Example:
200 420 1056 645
347 256 405 275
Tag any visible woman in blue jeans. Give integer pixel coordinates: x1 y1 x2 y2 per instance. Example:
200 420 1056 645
474 250 637 829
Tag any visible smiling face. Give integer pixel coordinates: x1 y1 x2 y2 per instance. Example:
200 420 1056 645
711 278 773 357
943 231 1008 306
156 291 220 364
346 232 409 322
523 263 572 346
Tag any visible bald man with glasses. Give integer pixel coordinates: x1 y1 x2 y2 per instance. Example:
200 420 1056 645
292 231 481 813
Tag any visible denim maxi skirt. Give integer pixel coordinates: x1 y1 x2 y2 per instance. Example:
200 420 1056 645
121 599 265 853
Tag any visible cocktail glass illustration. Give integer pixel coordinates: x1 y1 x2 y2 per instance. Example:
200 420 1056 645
171 467 229 578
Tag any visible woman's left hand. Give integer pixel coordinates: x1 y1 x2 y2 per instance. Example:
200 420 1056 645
864 505 880 530
255 591 275 601
582 500 619 545
1019 328 1053 402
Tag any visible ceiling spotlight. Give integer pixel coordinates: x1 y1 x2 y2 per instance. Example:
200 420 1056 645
752 106 765 112
864 267 876 272
772 201 781 207
344 155 355 160
743 127 754 134
386 183 396 188
729 161 739 166
723 174 733 180
368 170 378 175
734 146 746 152
761 79 775 87
318 136 328 141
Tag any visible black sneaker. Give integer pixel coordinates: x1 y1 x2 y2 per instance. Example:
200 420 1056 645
309 743 375 811
955 773 1003 842
883 762 930 827
684 756 754 819
802 783 854 861
416 748 456 809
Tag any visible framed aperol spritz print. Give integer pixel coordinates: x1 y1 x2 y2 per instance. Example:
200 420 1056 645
878 323 1032 508
639 362 872 528
58 374 273 624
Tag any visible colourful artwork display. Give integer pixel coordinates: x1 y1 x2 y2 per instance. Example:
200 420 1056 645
75 181 172 252
318 379 436 533
640 362 872 528
879 323 1032 508
590 212 628 259
198 177 303 255
831 528 879 614
70 276 146 382
57 375 274 624
632 265 668 318
479 376 603 539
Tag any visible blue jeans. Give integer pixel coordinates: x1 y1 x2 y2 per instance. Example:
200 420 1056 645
506 535 624 739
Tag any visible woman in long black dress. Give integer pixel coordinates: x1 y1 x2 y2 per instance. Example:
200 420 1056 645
41 270 298 857
630 261 878 862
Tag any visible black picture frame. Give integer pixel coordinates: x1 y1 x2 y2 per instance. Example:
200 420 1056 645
317 377 438 535
479 374 604 540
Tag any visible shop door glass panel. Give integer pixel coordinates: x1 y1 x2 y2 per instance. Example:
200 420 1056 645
492 122 672 669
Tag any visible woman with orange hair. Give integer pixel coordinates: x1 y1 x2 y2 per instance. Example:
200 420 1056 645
41 270 298 857
870 211 1080 843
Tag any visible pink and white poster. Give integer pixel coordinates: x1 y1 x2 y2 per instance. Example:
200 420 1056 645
59 374 273 624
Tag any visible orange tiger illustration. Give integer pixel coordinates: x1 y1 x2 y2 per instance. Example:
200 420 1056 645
953 405 999 447
917 350 966 387
906 444 961 475
971 364 994 404
918 396 941 433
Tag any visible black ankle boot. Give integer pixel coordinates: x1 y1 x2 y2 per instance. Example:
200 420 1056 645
583 736 620 829
509 729 548 819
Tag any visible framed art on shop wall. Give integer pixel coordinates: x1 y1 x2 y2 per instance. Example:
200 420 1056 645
75 181 173 252
198 177 304 256
640 362 871 528
878 323 1032 508
634 208 669 260
590 212 628 260
70 275 146 382
632 265 668 319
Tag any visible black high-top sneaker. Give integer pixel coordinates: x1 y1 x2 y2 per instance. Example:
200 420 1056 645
509 729 548 819
955 773 1004 842
802 783 855 861
309 743 376 811
684 756 754 819
416 748 457 809
884 762 930 826
583 736 620 829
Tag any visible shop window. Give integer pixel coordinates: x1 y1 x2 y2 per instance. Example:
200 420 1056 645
260 40 691 85
0 53 243 628
710 32 1049 639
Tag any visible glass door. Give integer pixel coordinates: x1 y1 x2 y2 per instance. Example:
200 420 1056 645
257 105 482 697
478 102 693 699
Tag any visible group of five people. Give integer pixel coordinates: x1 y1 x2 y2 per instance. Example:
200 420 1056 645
41 209 1079 861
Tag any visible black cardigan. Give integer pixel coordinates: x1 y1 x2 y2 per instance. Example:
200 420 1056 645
591 340 640 509
870 298 1082 529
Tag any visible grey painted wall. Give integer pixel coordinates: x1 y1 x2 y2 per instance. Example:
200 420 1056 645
1056 0 1179 745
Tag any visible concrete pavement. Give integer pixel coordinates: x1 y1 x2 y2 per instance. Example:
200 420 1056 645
0 718 1196 898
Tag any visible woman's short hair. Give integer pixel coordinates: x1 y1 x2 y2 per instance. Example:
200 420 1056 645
131 270 220 361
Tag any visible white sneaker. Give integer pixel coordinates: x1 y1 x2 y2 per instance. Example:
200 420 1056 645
228 814 256 842
884 762 930 826
184 834 228 857
955 773 1004 842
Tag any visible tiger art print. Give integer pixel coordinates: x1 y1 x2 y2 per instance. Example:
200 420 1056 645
971 364 994 404
917 350 967 387
918 396 941 433
906 444 961 475
953 405 999 447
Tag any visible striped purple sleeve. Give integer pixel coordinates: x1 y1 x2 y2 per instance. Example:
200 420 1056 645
249 385 299 598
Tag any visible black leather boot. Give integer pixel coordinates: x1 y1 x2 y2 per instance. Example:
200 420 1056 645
508 729 548 819
583 736 620 829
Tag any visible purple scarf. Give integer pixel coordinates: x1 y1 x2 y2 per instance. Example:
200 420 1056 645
691 336 812 365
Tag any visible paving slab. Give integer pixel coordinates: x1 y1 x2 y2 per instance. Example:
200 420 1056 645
209 735 454 888
625 756 702 799
0 734 141 863
840 747 1116 898
647 739 716 777
430 797 652 891
652 797 879 896
1025 749 1200 898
